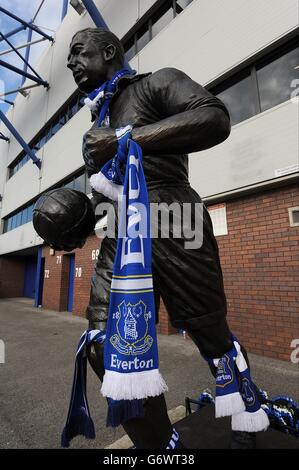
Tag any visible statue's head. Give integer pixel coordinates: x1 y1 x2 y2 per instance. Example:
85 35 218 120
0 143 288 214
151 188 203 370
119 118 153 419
67 27 124 93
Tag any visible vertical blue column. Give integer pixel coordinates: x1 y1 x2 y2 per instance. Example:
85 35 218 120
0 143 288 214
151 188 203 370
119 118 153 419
34 246 43 307
61 0 68 21
22 26 33 85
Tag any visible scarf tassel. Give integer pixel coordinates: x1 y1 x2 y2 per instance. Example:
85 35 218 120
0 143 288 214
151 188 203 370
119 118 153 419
106 398 144 427
61 407 95 448
215 392 245 418
101 369 168 401
232 408 270 432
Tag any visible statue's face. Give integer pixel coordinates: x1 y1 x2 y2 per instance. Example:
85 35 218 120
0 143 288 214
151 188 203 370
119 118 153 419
67 32 109 93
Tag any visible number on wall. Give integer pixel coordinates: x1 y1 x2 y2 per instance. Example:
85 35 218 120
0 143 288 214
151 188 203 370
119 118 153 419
91 249 100 260
44 269 50 278
75 267 82 278
56 255 62 264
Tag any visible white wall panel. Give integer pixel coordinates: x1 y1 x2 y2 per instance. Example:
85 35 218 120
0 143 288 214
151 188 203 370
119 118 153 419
6 47 53 166
40 105 90 192
0 222 42 256
1 159 41 218
189 101 299 198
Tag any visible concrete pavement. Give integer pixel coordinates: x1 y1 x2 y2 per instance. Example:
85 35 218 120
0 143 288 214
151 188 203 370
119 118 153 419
0 298 298 449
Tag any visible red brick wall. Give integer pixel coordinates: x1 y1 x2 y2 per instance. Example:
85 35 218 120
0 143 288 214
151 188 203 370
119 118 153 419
42 235 101 315
208 183 299 361
0 257 24 298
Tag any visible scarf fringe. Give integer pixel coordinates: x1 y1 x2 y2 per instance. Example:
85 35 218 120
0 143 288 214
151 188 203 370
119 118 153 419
101 369 168 401
215 392 245 418
106 399 144 427
61 407 95 448
232 408 270 432
90 172 123 202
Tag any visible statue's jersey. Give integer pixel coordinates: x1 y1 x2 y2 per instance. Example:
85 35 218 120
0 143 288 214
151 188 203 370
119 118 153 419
84 67 229 192
84 68 230 337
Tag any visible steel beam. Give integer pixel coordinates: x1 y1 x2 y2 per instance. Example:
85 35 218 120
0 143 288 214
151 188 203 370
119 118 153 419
0 25 25 43
0 109 41 168
61 0 69 20
0 38 47 57
0 98 14 106
0 6 54 42
0 84 40 98
0 132 10 142
22 28 33 85
0 31 42 81
0 59 49 87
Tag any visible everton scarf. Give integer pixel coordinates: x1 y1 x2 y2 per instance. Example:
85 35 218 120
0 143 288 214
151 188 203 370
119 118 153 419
87 69 168 404
62 69 168 446
205 335 269 432
90 138 167 404
61 329 105 448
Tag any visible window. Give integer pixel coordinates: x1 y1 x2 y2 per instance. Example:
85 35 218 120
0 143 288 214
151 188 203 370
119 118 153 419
176 0 193 9
256 43 299 112
8 91 84 179
215 73 256 126
211 38 299 126
123 0 194 60
288 207 299 227
137 27 150 53
208 205 228 236
152 5 174 38
73 173 85 192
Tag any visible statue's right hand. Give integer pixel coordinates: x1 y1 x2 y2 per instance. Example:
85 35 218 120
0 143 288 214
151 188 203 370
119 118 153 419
86 341 105 382
83 127 118 170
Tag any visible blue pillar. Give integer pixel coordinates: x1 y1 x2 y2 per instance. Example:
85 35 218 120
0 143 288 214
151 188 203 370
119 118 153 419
61 0 69 20
22 27 33 85
81 0 109 28
34 246 43 307
0 109 41 168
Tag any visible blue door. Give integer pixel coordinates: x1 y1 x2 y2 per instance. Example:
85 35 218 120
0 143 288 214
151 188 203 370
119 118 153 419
67 255 75 312
23 257 37 298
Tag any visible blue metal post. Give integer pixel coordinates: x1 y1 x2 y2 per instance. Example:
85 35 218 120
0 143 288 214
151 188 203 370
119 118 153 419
0 59 49 87
61 0 69 20
34 246 43 307
0 31 42 82
0 109 41 168
0 6 53 42
22 27 33 85
81 0 109 28
0 132 9 142
0 25 26 43
80 0 132 70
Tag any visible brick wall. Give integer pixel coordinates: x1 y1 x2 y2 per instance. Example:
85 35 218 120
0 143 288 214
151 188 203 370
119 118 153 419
42 234 101 315
208 183 299 361
0 256 25 298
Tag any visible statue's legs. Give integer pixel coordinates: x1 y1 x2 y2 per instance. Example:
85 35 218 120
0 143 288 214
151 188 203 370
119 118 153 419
86 236 173 448
85 196 256 448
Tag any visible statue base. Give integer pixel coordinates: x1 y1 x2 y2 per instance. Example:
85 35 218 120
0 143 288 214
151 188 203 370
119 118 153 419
175 404 299 449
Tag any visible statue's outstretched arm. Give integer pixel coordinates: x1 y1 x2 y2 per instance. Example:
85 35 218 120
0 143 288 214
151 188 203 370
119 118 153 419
82 67 230 171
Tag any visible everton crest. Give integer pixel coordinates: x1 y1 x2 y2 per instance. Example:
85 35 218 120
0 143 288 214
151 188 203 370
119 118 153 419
110 300 154 355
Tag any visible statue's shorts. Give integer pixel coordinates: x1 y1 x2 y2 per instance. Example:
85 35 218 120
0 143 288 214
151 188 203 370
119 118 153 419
86 185 232 357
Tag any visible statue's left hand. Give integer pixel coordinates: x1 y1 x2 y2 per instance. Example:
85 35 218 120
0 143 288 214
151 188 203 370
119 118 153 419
83 127 118 170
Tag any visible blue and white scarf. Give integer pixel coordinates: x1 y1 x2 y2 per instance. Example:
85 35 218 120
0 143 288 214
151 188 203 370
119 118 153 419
87 69 167 404
205 335 269 432
61 69 168 446
61 330 106 448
